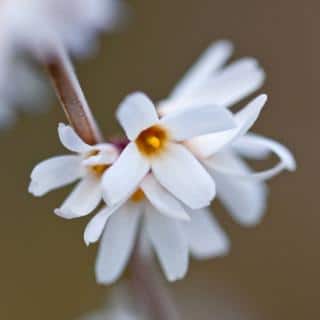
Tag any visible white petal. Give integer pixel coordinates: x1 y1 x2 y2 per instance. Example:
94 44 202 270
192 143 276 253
116 92 158 140
207 152 268 226
55 177 102 219
146 204 188 281
95 202 141 285
58 123 93 153
188 94 267 158
169 40 233 100
191 58 265 108
29 155 83 196
160 105 235 141
82 143 119 166
206 134 296 180
84 204 122 246
151 143 215 209
102 143 150 206
184 208 230 259
141 174 190 221
232 135 271 159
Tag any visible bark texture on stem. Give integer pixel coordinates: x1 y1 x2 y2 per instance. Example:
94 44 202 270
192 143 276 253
44 47 103 145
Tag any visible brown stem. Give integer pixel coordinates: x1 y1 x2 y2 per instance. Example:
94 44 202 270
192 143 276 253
43 46 103 145
130 245 181 320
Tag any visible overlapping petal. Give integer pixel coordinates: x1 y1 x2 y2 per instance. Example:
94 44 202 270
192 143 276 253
207 153 268 225
146 204 188 282
102 142 150 206
116 92 158 140
58 123 93 153
205 134 296 180
151 143 216 209
95 202 141 284
169 40 233 100
141 174 190 221
55 177 102 219
84 203 123 246
188 94 267 158
184 208 230 259
160 105 235 141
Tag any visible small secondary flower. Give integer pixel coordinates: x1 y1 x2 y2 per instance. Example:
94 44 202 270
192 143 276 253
29 123 118 219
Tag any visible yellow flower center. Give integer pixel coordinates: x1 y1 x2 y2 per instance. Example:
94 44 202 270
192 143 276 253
90 164 109 177
130 189 145 202
136 125 168 157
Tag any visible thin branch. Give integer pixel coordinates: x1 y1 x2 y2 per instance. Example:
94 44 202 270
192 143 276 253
43 46 103 145
130 245 181 320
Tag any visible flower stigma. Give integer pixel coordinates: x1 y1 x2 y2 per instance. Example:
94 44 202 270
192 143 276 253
136 125 168 157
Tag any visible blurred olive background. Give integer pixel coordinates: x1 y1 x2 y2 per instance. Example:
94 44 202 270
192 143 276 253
0 0 316 319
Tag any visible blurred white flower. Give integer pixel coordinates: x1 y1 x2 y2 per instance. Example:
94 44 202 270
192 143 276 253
0 0 123 56
29 123 118 218
85 174 229 283
0 0 125 128
102 92 236 210
159 41 296 225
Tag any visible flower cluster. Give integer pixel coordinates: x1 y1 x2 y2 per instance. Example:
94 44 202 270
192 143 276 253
29 41 295 284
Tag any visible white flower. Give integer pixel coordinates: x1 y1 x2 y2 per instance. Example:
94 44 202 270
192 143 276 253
159 41 296 225
158 40 265 114
102 92 236 210
0 0 123 56
0 0 124 127
85 174 229 283
0 58 48 129
28 123 118 219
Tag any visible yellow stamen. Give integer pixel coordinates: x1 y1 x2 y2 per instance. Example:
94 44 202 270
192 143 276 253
131 189 145 202
90 164 108 177
146 136 161 149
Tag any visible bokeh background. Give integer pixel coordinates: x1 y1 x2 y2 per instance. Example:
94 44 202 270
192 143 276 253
0 0 316 319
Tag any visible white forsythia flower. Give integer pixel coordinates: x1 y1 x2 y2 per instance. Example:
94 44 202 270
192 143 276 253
102 92 236 210
85 174 229 283
0 0 123 56
29 123 118 219
159 41 296 225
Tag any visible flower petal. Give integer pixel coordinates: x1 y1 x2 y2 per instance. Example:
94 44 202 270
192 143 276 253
84 203 122 246
184 208 230 259
206 134 296 180
95 202 141 284
29 155 83 196
54 177 102 219
141 174 190 221
191 58 265 108
232 135 271 159
102 143 150 206
58 123 93 153
169 40 233 100
146 204 188 281
152 143 215 209
82 143 119 166
187 94 267 158
160 105 235 141
116 92 158 140
207 152 268 226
